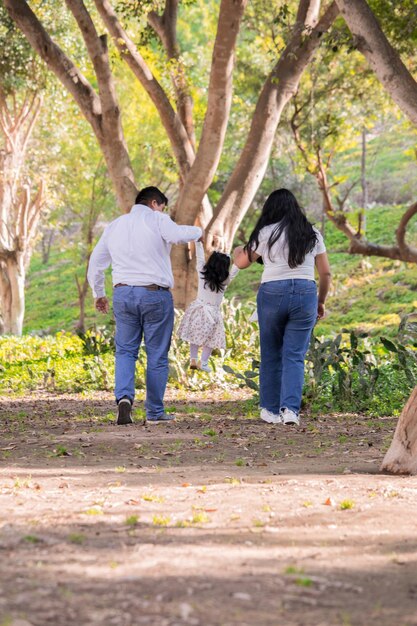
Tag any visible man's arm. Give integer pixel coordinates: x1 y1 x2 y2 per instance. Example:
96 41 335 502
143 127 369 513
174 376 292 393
87 230 112 312
158 213 202 244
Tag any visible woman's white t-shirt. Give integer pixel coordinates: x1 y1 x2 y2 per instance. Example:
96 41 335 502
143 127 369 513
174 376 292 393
254 225 326 283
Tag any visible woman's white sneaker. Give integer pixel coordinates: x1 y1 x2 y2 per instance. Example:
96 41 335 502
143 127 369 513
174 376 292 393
281 408 300 426
260 408 282 424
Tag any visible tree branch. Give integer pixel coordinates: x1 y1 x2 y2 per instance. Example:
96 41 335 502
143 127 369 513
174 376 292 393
3 0 102 134
336 0 417 125
148 0 195 147
173 0 247 226
396 201 417 260
318 158 417 263
94 0 195 178
207 0 339 249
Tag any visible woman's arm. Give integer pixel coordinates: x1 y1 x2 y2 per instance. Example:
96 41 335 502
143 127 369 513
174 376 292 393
315 252 332 319
233 245 260 269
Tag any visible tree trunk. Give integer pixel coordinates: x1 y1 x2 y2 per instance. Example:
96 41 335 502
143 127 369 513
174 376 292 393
75 273 89 334
41 228 55 264
0 253 25 335
381 387 417 475
0 89 44 336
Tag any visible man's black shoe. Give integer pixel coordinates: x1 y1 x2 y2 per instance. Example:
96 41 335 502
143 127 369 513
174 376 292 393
117 398 133 425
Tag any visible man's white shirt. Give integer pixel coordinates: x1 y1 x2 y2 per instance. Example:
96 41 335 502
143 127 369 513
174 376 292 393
88 204 202 298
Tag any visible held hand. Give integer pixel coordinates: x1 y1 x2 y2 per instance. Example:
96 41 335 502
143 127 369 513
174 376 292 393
317 302 326 320
95 297 109 314
233 245 244 262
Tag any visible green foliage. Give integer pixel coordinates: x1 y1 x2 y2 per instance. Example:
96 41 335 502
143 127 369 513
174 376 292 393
0 6 44 94
306 324 417 416
0 332 115 394
78 326 115 356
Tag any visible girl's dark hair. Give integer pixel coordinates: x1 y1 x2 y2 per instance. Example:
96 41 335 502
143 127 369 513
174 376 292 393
201 252 231 293
244 188 318 268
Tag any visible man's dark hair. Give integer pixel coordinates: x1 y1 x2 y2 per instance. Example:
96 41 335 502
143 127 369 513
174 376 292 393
135 186 168 207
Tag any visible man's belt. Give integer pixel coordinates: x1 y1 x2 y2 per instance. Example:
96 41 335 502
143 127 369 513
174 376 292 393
114 283 169 291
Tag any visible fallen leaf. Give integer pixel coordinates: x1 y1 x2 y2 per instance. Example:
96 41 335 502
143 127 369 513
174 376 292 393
182 483 191 487
324 497 335 506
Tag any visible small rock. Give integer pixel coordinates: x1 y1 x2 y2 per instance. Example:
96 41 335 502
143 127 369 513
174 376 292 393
232 592 252 601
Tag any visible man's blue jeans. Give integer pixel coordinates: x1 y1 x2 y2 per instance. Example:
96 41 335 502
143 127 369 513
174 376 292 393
112 286 174 419
257 279 317 415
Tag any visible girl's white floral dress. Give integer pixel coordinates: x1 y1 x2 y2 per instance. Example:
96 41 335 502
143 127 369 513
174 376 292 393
178 242 239 349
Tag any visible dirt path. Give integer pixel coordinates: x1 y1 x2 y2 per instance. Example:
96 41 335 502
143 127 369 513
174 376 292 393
1 391 417 626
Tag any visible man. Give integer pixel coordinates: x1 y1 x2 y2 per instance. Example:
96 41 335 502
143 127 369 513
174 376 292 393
87 186 202 425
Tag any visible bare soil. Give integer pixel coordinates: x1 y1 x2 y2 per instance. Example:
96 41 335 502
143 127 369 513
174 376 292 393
1 391 417 626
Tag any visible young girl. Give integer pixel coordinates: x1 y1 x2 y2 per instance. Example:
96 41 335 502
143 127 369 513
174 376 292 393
178 241 239 371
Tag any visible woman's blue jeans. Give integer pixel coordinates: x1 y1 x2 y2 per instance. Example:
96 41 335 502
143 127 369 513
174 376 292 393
257 279 317 415
112 286 174 419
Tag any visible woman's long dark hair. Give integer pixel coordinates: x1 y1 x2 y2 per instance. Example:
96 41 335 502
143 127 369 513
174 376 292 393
244 189 318 268
201 252 231 293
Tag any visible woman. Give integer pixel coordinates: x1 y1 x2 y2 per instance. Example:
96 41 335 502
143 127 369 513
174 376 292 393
233 189 331 427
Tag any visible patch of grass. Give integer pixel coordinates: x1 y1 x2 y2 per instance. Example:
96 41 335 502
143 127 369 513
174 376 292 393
68 533 86 544
49 445 70 457
114 466 126 473
152 515 171 527
190 508 210 525
284 565 304 575
270 450 281 459
202 428 217 437
224 477 241 485
13 476 32 489
83 506 103 516
166 440 184 453
176 507 210 527
23 535 41 543
125 515 140 526
142 493 165 503
252 519 265 528
295 577 313 587
339 500 355 510
235 458 245 466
